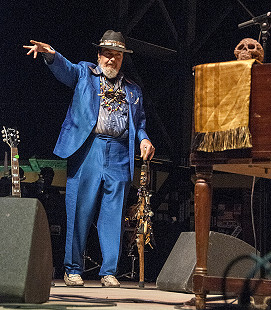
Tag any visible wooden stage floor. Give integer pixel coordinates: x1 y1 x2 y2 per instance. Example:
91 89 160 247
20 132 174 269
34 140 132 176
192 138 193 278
0 279 235 310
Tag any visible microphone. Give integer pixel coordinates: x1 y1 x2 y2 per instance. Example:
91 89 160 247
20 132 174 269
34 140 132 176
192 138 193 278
238 12 271 29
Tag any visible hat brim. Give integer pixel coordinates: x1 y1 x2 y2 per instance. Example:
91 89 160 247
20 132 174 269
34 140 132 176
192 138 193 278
92 43 133 53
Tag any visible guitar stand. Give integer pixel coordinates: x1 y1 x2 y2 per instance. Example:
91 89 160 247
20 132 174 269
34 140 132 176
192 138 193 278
83 252 101 273
117 252 138 280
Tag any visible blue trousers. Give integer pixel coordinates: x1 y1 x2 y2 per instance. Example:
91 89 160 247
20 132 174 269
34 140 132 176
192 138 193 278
64 134 131 276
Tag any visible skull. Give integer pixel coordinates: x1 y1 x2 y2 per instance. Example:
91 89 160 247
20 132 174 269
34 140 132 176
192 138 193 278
234 38 264 63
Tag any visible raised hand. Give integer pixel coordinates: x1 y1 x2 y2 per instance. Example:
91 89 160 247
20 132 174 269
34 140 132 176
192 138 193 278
23 40 55 59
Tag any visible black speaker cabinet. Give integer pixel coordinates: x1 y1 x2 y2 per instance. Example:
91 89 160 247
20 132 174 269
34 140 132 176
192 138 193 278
156 231 258 293
0 197 53 303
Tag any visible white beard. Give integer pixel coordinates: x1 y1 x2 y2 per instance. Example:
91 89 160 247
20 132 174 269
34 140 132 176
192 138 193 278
99 63 119 79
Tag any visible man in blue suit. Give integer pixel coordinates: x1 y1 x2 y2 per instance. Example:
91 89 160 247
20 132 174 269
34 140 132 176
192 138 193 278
24 30 155 287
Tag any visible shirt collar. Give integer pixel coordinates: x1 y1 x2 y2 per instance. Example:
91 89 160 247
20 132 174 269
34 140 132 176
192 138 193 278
88 65 103 75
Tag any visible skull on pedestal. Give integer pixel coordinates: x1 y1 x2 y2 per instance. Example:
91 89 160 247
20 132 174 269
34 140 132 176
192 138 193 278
234 38 264 63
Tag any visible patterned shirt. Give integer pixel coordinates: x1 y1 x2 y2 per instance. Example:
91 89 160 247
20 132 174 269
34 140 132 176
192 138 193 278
92 66 129 138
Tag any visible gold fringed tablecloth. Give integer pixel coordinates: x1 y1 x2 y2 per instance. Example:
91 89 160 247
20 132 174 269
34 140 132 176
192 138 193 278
193 59 256 152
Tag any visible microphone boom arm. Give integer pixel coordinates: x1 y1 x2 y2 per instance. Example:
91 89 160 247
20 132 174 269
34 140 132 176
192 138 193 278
238 12 271 29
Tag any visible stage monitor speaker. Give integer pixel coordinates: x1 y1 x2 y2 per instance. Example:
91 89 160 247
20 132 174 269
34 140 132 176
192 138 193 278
156 231 258 293
0 197 53 303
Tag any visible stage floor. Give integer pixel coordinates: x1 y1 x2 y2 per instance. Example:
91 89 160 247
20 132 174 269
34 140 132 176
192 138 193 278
0 280 235 310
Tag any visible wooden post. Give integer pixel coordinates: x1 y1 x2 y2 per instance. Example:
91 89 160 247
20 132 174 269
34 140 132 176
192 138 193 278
193 165 213 309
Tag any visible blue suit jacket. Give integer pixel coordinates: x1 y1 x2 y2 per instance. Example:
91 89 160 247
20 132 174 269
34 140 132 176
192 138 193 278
47 51 150 179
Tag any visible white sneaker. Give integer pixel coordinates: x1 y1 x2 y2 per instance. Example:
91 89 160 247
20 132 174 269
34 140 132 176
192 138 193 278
101 275 120 287
64 272 84 286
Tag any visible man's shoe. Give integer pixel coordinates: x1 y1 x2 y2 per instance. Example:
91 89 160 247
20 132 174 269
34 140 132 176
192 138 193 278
64 272 84 286
101 275 120 287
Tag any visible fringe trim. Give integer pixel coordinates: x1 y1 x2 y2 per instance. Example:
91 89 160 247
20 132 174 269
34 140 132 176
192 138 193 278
192 126 252 152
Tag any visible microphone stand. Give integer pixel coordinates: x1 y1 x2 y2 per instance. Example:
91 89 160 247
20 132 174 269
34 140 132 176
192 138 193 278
238 12 271 63
260 18 270 63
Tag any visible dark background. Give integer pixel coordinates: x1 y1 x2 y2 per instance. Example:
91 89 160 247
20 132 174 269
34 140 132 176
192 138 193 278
1 0 270 161
1 0 271 280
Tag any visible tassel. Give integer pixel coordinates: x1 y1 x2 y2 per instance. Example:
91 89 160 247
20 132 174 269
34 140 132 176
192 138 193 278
193 126 252 152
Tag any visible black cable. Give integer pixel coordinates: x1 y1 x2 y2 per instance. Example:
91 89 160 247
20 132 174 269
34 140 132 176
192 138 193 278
220 252 271 308
250 176 257 255
50 294 186 306
235 0 255 18
0 303 115 309
222 254 256 306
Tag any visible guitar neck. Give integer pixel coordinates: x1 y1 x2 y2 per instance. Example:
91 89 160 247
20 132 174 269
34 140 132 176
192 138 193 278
11 147 21 197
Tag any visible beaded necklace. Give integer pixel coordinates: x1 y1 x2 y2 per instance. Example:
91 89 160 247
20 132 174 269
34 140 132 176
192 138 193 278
98 75 127 114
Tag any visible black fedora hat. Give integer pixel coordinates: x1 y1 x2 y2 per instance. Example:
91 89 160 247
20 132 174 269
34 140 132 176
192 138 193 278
93 30 133 53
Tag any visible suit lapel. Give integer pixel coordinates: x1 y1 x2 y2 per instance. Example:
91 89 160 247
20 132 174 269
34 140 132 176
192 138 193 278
91 73 101 117
125 84 137 120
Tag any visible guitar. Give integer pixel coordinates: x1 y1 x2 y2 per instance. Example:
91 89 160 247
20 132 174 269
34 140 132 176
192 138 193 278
2 126 21 197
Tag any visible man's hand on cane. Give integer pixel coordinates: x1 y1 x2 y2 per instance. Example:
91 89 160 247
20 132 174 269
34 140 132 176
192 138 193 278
140 139 155 161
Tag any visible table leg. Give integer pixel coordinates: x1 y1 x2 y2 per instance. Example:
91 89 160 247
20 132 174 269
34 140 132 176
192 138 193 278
193 165 213 309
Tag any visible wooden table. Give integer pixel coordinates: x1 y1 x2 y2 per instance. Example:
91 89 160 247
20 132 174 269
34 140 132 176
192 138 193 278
190 63 271 308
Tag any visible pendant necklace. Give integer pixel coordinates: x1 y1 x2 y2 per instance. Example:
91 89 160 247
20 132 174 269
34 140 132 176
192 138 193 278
98 75 127 114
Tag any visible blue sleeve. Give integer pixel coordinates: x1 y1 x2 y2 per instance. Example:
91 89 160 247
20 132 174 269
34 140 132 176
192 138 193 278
46 51 80 89
42 52 55 65
136 89 150 142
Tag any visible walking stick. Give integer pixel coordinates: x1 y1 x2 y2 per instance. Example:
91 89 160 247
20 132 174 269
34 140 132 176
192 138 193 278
136 159 153 288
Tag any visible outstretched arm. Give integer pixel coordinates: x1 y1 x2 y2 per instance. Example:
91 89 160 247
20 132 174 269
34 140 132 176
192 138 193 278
23 40 55 59
23 40 79 88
